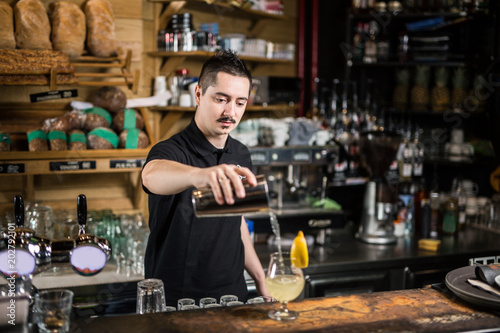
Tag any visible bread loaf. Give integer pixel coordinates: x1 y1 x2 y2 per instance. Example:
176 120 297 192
84 0 117 57
0 49 75 75
48 130 68 151
93 86 127 114
14 0 52 50
51 2 86 58
68 129 87 150
0 3 15 49
113 109 144 133
119 129 150 149
27 129 48 152
0 132 11 152
83 107 112 131
87 127 118 149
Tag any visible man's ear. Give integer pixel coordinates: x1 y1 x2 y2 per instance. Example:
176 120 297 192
194 84 202 106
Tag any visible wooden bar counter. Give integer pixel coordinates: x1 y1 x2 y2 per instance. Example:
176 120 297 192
72 286 500 332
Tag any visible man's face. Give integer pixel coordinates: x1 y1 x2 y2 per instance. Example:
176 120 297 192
194 72 250 146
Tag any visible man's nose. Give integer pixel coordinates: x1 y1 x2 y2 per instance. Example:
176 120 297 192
224 102 237 117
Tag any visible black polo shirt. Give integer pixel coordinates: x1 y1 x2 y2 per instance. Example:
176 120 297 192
142 118 253 306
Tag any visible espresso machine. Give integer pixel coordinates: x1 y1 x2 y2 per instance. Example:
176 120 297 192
356 131 402 244
249 146 346 237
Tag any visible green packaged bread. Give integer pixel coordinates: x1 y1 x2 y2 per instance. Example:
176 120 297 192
27 129 48 152
118 128 150 149
68 129 87 150
0 132 11 152
48 130 68 151
87 127 119 149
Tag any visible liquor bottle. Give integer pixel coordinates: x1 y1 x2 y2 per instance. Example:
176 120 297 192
398 180 416 236
376 28 390 62
319 87 329 126
361 79 373 131
452 177 467 230
442 194 458 235
336 81 351 148
429 168 441 239
347 82 361 178
420 197 432 238
363 22 378 64
307 77 320 121
398 126 413 182
412 125 424 178
328 79 340 130
352 23 365 62
413 177 428 237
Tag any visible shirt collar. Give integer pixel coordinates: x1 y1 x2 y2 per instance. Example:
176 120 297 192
187 118 234 157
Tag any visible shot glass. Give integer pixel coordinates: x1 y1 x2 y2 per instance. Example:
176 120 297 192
177 298 195 310
227 301 244 306
220 294 238 306
199 297 217 308
136 279 166 314
35 289 74 333
246 296 265 304
164 306 177 312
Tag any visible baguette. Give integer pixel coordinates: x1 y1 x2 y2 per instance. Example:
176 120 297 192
14 0 52 50
51 2 86 58
84 0 117 57
0 2 15 49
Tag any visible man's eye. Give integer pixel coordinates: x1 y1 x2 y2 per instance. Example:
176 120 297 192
215 97 227 103
237 101 246 107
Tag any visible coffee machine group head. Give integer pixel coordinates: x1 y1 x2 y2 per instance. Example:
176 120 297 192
356 130 402 245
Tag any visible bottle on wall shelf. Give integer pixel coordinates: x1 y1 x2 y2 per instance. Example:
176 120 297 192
442 194 458 235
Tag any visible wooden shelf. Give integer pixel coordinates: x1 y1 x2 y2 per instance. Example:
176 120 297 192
148 0 287 20
72 50 140 94
147 51 293 64
0 106 153 217
0 107 154 171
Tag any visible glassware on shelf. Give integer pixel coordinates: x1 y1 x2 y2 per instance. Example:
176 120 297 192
265 252 305 321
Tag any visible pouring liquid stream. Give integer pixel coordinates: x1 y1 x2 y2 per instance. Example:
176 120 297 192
269 211 285 272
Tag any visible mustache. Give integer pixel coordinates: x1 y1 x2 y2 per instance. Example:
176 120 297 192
217 117 236 124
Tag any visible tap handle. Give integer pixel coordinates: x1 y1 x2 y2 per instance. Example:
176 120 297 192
14 195 24 227
77 194 87 228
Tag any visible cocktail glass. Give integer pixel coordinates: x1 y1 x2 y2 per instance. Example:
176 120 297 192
265 251 305 320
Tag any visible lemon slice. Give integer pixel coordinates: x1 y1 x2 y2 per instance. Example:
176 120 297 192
290 230 309 268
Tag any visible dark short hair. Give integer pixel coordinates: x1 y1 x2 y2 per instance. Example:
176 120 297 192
198 50 252 95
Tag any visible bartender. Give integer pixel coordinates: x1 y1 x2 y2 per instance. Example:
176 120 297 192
141 50 270 306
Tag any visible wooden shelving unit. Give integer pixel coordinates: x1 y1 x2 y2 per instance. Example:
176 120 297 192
0 106 153 217
72 50 140 94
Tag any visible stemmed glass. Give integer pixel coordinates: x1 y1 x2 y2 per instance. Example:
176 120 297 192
265 251 305 320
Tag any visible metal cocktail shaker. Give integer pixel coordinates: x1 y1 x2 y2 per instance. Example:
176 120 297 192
192 174 270 217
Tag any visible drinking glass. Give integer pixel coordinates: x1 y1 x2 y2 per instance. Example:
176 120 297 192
265 251 305 321
35 289 74 333
199 297 217 308
177 298 195 310
136 279 166 314
220 295 238 306
247 296 265 304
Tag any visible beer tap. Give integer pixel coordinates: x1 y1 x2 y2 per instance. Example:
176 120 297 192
70 194 111 276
